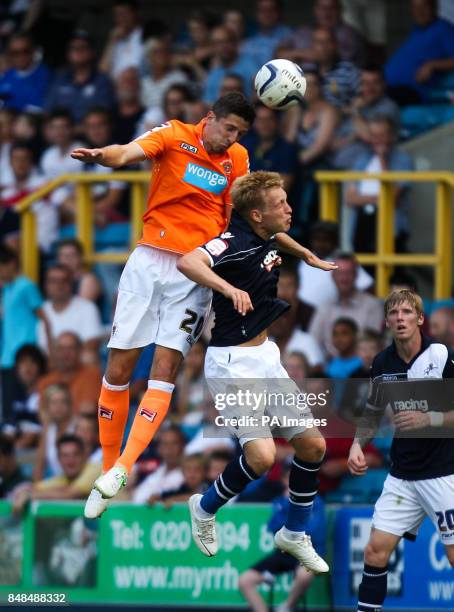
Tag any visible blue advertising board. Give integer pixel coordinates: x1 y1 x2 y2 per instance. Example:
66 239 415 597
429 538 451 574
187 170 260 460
333 507 454 610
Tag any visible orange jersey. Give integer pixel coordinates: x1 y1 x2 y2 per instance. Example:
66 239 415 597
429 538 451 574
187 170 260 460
134 119 250 254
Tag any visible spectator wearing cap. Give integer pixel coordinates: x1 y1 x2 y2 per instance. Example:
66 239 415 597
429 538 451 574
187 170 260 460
240 0 292 69
99 0 144 80
0 33 51 112
44 30 116 124
241 103 298 193
309 253 383 357
0 434 29 499
203 25 257 103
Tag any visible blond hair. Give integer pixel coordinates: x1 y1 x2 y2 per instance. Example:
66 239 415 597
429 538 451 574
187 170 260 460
384 289 424 318
230 171 283 218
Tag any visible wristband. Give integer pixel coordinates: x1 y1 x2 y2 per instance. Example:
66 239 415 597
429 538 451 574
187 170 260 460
428 411 444 427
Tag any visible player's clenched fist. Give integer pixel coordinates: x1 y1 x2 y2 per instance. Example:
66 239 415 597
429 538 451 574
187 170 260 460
347 442 368 476
222 285 253 316
71 148 104 163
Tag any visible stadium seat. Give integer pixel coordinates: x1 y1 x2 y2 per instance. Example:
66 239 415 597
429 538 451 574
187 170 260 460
400 104 454 139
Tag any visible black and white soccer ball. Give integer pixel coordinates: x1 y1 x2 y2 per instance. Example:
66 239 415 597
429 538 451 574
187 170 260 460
254 59 307 110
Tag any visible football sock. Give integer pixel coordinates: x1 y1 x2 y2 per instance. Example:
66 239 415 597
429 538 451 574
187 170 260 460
116 380 174 474
357 564 388 612
98 378 130 473
200 455 260 515
284 456 322 532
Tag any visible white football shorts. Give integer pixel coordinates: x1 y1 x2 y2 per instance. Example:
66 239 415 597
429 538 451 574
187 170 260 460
373 473 454 544
108 245 211 356
205 339 318 445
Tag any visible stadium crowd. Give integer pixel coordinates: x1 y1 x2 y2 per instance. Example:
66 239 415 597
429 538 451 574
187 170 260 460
1 0 454 511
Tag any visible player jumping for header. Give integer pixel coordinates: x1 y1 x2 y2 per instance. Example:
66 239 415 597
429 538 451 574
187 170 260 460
178 171 336 573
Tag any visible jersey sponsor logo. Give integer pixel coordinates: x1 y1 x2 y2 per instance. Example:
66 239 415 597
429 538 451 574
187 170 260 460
220 232 234 239
393 398 429 412
205 238 229 256
99 406 113 420
261 249 282 272
183 163 228 194
139 407 157 422
180 142 198 154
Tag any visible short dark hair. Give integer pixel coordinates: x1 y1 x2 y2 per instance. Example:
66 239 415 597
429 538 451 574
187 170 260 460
208 450 234 463
57 434 85 454
10 140 35 160
14 344 48 375
47 108 74 124
158 424 187 446
8 32 34 48
212 93 255 125
362 64 384 78
0 434 14 457
114 0 139 10
83 107 112 123
0 244 18 265
45 263 73 280
333 317 358 334
56 238 84 256
310 220 339 241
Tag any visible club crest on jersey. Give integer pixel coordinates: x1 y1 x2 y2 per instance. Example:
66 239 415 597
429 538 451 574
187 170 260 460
424 362 435 376
139 408 157 422
220 160 232 175
99 406 113 420
180 142 198 154
261 249 282 272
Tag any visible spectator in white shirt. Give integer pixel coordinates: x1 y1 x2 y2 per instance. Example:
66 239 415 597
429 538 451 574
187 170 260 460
99 0 144 79
141 38 188 110
132 426 185 504
37 264 103 362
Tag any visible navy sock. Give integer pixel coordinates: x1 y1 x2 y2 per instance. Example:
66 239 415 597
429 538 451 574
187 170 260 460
285 456 321 531
200 455 259 514
357 564 388 612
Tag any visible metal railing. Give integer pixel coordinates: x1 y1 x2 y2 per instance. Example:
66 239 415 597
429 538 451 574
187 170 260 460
315 171 454 299
15 172 150 281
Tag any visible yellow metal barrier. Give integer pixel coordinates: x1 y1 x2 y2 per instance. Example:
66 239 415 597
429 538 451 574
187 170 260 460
15 172 150 281
315 171 454 299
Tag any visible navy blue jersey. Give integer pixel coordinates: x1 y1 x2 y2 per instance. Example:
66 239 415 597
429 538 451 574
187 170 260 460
198 210 290 346
367 334 454 480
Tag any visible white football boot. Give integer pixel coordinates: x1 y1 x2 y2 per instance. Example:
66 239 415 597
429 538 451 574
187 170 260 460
188 494 218 556
84 466 127 519
274 528 329 574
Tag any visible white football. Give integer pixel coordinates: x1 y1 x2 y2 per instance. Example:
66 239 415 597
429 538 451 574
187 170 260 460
254 59 306 110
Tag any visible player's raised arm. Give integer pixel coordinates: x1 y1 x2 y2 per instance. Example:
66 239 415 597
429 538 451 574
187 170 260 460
274 233 337 271
71 141 146 168
177 249 253 316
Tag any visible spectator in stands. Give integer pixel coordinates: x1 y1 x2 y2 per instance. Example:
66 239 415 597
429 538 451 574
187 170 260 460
45 30 116 123
140 38 188 110
160 454 208 507
11 110 44 159
174 10 217 81
0 108 15 186
203 26 257 103
332 65 400 169
113 68 145 144
241 103 298 193
309 252 383 356
219 73 245 97
385 0 454 104
206 450 234 483
325 317 363 378
99 0 143 79
74 413 102 465
14 434 101 510
429 306 454 349
350 329 384 377
55 239 103 307
6 344 47 449
0 142 58 253
310 28 361 109
297 221 373 308
132 425 185 504
0 434 29 499
37 266 103 361
0 245 49 415
61 108 126 226
282 351 309 386
345 116 414 255
241 0 292 69
38 331 102 414
183 398 236 456
223 10 246 43
283 68 340 229
0 33 51 112
175 340 207 423
279 0 365 66
277 265 314 331
139 83 196 134
34 383 76 481
341 0 386 64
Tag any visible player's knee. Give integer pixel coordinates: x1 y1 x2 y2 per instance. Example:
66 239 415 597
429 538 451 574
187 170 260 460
246 450 275 475
295 436 326 463
238 570 258 591
151 354 181 383
364 541 390 567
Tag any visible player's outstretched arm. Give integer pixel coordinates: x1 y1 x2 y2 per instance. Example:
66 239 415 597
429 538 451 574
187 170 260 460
274 233 337 271
177 250 253 316
71 142 146 168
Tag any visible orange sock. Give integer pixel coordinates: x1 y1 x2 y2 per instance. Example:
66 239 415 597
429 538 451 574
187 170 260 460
117 381 174 473
98 378 130 472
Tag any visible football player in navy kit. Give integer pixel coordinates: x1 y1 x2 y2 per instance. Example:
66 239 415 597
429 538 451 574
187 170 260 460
348 289 454 612
177 171 336 573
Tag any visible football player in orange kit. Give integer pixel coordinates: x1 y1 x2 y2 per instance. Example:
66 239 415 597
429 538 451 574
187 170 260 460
71 93 335 518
